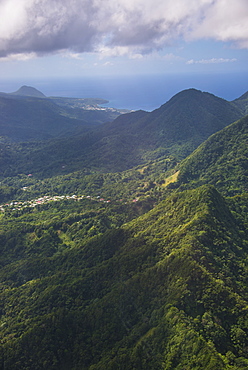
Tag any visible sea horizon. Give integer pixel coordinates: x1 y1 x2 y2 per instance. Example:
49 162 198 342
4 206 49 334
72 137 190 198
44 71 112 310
0 72 247 112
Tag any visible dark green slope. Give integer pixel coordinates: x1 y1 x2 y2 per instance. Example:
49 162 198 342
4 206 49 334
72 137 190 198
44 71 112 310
0 95 94 141
0 93 122 142
178 115 248 196
1 185 248 369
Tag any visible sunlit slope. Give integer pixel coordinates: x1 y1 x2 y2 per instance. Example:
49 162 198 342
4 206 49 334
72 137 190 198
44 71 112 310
178 114 248 196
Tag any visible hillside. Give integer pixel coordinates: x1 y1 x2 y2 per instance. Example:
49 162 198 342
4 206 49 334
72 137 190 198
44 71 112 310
0 95 91 141
178 114 248 196
1 185 248 369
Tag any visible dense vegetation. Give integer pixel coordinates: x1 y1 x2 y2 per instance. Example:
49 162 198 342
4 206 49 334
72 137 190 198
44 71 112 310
1 87 248 369
178 115 248 196
1 185 248 369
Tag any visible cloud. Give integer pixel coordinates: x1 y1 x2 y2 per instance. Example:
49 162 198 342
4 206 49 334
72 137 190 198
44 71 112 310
62 52 84 60
186 57 238 64
0 0 248 59
0 52 37 62
188 0 248 48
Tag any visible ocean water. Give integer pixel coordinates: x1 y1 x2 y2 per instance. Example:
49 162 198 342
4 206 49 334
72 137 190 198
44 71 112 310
1 72 247 111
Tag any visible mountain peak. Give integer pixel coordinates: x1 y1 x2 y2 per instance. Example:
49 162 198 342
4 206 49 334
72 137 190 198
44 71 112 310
166 88 216 103
11 85 46 98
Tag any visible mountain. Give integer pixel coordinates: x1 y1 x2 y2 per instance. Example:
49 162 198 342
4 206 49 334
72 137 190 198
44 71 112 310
101 88 243 157
178 114 248 196
10 85 47 98
0 88 244 179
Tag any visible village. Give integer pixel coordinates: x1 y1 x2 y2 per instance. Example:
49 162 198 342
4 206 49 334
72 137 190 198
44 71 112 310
0 193 140 213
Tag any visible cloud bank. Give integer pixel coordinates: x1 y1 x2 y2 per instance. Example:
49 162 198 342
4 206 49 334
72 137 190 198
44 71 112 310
0 0 248 59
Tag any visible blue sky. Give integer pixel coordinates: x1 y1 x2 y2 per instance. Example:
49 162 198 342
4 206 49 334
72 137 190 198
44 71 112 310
0 37 247 80
0 0 247 99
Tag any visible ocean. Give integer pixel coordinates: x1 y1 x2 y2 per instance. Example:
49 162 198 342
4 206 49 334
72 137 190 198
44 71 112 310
1 72 247 111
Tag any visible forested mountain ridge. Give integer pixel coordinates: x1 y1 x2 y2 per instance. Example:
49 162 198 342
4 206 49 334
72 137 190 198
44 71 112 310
102 88 243 151
67 88 244 170
1 87 248 369
0 88 245 179
1 185 248 369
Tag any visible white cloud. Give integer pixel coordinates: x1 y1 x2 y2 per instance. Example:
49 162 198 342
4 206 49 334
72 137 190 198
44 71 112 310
0 0 248 59
189 0 248 47
62 52 84 60
0 0 30 39
186 57 238 64
0 52 37 62
103 61 114 66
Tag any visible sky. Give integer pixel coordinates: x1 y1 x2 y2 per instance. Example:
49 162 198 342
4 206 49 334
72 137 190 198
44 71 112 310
0 0 248 104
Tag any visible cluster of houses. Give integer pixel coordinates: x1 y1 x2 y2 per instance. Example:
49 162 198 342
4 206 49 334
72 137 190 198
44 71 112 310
0 194 140 213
